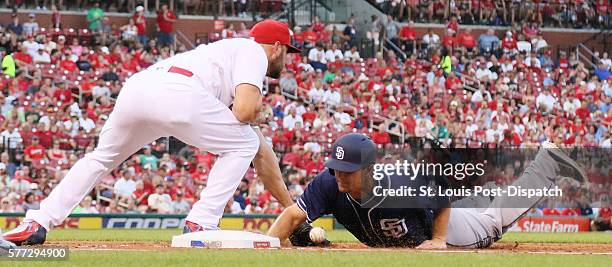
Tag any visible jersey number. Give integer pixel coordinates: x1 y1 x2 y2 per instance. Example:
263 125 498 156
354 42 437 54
380 219 408 238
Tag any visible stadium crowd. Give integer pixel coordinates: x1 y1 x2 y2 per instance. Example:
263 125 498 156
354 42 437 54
0 3 610 230
372 0 611 28
3 0 286 18
3 1 610 29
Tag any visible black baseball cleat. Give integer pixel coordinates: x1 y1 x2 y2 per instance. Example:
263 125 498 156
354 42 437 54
183 220 205 234
542 141 588 184
2 221 47 246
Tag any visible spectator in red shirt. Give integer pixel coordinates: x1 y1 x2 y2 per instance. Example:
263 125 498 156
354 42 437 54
13 46 33 68
457 28 476 54
132 181 151 208
398 21 417 54
134 6 148 44
312 16 325 33
121 53 141 73
190 164 209 185
156 3 177 47
51 4 61 28
59 53 78 72
301 105 317 125
593 197 611 231
35 122 55 148
282 147 303 168
560 207 580 216
371 127 391 145
445 71 462 93
541 208 561 216
302 26 318 48
557 51 569 70
501 31 517 55
575 102 590 121
446 15 459 33
47 140 67 162
402 110 416 136
441 29 456 50
292 25 304 48
53 84 73 104
24 136 45 165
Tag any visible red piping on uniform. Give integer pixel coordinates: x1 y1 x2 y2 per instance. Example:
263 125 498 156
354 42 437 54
168 66 194 77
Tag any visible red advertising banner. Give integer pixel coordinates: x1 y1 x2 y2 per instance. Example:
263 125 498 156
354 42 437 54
512 216 591 232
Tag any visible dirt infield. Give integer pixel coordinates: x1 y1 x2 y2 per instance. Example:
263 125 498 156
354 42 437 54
46 240 612 255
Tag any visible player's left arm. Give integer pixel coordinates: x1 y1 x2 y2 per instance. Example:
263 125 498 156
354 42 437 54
251 127 293 208
268 173 334 247
416 207 450 249
267 204 307 244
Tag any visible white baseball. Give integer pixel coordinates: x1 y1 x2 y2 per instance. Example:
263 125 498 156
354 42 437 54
309 227 326 243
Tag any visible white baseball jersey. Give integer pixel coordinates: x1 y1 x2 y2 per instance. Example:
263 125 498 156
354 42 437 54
26 38 267 231
149 38 268 107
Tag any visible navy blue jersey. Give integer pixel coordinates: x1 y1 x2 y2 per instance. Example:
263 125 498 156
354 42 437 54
297 169 435 247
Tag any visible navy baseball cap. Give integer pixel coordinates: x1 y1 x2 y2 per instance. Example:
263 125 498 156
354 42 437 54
325 133 377 173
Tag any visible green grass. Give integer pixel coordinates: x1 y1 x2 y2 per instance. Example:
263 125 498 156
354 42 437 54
46 229 178 242
44 229 361 243
497 232 612 244
44 229 611 244
6 250 611 267
3 229 610 266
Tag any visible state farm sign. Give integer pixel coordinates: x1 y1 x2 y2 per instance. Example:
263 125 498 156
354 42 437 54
512 217 590 232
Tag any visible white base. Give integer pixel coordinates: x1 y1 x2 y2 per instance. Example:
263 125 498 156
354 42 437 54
171 230 281 249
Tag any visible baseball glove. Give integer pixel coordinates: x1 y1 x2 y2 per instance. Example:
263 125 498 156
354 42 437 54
288 222 331 247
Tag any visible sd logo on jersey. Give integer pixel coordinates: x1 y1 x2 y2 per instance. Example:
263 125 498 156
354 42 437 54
380 219 408 238
335 146 345 160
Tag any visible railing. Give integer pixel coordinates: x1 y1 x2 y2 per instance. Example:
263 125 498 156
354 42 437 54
576 43 597 69
458 71 479 93
175 30 195 50
580 27 612 50
0 135 173 166
271 0 335 27
96 183 130 209
368 113 406 145
279 83 308 101
278 83 357 122
329 104 358 120
355 38 378 60
384 38 407 61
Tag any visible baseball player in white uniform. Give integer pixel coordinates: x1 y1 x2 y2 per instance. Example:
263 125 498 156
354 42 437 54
4 19 299 245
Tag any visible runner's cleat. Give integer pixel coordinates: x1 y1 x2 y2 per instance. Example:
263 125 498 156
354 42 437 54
2 221 47 246
542 141 588 184
183 220 205 234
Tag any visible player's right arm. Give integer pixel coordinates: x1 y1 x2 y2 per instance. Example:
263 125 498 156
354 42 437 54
231 40 268 124
267 204 307 242
232 84 262 123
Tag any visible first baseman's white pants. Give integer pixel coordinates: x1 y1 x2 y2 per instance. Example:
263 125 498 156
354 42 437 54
445 148 557 248
26 69 259 230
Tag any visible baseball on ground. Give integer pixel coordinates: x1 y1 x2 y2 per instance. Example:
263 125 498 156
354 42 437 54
309 227 326 243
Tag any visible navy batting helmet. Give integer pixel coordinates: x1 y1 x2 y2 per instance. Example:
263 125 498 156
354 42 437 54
325 133 377 173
